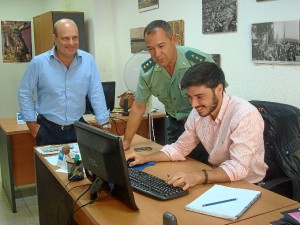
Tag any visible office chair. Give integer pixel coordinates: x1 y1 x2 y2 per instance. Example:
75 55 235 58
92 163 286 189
250 100 300 202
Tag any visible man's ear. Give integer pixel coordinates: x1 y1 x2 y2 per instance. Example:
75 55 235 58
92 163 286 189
216 83 223 94
171 33 178 45
52 34 57 44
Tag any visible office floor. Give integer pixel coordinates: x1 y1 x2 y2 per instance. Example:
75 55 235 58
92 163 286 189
0 166 39 225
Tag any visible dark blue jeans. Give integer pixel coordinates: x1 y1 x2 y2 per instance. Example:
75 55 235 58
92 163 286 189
36 115 77 146
166 115 209 164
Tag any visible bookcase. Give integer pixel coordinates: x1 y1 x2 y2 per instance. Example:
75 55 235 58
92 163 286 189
33 11 86 55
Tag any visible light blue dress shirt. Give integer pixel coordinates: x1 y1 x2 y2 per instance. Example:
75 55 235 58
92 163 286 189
18 47 110 126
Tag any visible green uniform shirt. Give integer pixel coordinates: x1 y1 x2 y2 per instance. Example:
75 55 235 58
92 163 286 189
135 46 215 121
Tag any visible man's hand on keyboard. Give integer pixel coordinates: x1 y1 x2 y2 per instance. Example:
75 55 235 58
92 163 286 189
166 171 202 191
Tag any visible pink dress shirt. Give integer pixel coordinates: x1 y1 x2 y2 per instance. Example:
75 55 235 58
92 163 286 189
161 93 268 183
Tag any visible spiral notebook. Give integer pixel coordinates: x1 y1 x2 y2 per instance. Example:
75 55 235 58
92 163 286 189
185 184 261 221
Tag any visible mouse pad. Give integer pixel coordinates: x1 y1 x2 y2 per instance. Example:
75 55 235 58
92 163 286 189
130 161 155 170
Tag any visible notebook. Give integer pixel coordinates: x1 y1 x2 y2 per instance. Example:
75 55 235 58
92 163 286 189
185 184 261 221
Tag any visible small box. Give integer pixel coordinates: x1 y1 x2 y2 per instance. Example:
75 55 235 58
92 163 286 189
16 112 25 124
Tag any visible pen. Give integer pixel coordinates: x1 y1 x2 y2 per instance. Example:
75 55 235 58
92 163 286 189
202 198 237 207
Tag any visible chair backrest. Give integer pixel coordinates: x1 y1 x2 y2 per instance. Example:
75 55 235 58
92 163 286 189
250 100 300 201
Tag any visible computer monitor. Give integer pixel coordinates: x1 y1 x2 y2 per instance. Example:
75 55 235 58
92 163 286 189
85 81 116 114
74 121 139 211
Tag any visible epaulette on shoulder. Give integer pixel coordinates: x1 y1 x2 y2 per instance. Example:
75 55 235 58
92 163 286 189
142 58 156 73
185 50 206 64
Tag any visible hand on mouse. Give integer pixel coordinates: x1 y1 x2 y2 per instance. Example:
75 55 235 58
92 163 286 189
127 159 135 167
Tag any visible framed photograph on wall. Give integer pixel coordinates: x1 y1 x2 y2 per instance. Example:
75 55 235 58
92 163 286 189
130 27 147 53
211 54 221 66
202 0 237 34
252 20 300 64
138 0 159 13
1 20 32 63
168 20 185 46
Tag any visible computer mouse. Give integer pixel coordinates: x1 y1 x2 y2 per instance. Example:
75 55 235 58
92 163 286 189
127 159 134 167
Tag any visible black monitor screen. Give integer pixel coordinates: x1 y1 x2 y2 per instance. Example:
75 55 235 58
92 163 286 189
102 81 116 112
74 121 138 210
85 81 116 114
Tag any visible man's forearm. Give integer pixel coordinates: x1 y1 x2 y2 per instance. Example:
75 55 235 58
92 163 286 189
123 101 146 143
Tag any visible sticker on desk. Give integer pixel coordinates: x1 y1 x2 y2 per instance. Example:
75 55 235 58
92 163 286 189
36 143 80 156
36 145 62 155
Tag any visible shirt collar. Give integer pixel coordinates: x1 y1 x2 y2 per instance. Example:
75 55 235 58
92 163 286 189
215 92 230 123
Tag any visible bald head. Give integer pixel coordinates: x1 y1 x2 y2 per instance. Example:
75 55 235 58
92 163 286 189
53 19 78 36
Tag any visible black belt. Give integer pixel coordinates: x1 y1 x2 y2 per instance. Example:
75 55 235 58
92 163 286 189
37 114 74 131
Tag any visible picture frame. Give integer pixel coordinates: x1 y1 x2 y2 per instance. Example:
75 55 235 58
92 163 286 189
138 0 159 13
202 0 237 34
252 20 300 64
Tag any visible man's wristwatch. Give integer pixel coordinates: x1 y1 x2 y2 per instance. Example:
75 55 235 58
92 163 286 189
100 123 112 129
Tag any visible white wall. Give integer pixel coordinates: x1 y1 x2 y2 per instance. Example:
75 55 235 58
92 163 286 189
0 0 299 118
0 0 42 118
108 0 300 110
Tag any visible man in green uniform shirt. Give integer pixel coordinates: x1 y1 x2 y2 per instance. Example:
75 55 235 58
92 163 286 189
123 20 216 161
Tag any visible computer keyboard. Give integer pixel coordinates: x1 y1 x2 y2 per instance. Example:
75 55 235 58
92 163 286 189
128 168 188 200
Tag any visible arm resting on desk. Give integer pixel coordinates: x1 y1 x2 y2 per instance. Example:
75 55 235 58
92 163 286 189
123 101 146 150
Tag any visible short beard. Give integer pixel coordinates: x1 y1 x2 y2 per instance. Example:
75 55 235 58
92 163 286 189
198 89 219 117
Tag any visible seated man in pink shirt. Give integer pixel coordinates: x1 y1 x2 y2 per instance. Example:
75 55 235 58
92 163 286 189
126 62 268 190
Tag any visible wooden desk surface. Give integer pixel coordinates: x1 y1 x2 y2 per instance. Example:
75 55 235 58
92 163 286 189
0 117 30 135
0 112 166 135
230 203 300 225
35 135 298 225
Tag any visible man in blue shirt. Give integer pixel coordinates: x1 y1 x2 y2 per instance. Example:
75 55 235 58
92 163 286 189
19 18 110 146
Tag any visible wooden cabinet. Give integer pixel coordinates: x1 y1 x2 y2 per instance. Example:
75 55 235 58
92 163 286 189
33 11 85 55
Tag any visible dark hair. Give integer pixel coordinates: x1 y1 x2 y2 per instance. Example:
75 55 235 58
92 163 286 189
180 62 225 90
144 20 173 38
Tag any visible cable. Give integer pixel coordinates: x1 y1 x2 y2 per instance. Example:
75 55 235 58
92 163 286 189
151 112 156 143
72 188 113 215
67 185 92 224
67 184 114 224
57 183 91 225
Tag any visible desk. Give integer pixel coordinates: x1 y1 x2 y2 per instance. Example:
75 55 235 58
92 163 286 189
0 112 165 213
86 111 166 145
0 118 36 213
230 203 300 225
34 135 298 225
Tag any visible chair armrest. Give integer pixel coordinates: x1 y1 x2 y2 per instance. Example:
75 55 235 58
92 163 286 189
260 177 291 190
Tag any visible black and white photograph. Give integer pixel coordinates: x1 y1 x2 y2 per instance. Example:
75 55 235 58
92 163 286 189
138 0 159 13
252 20 300 64
202 0 237 34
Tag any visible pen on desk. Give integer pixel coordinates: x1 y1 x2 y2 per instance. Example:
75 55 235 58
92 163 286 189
202 198 237 207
